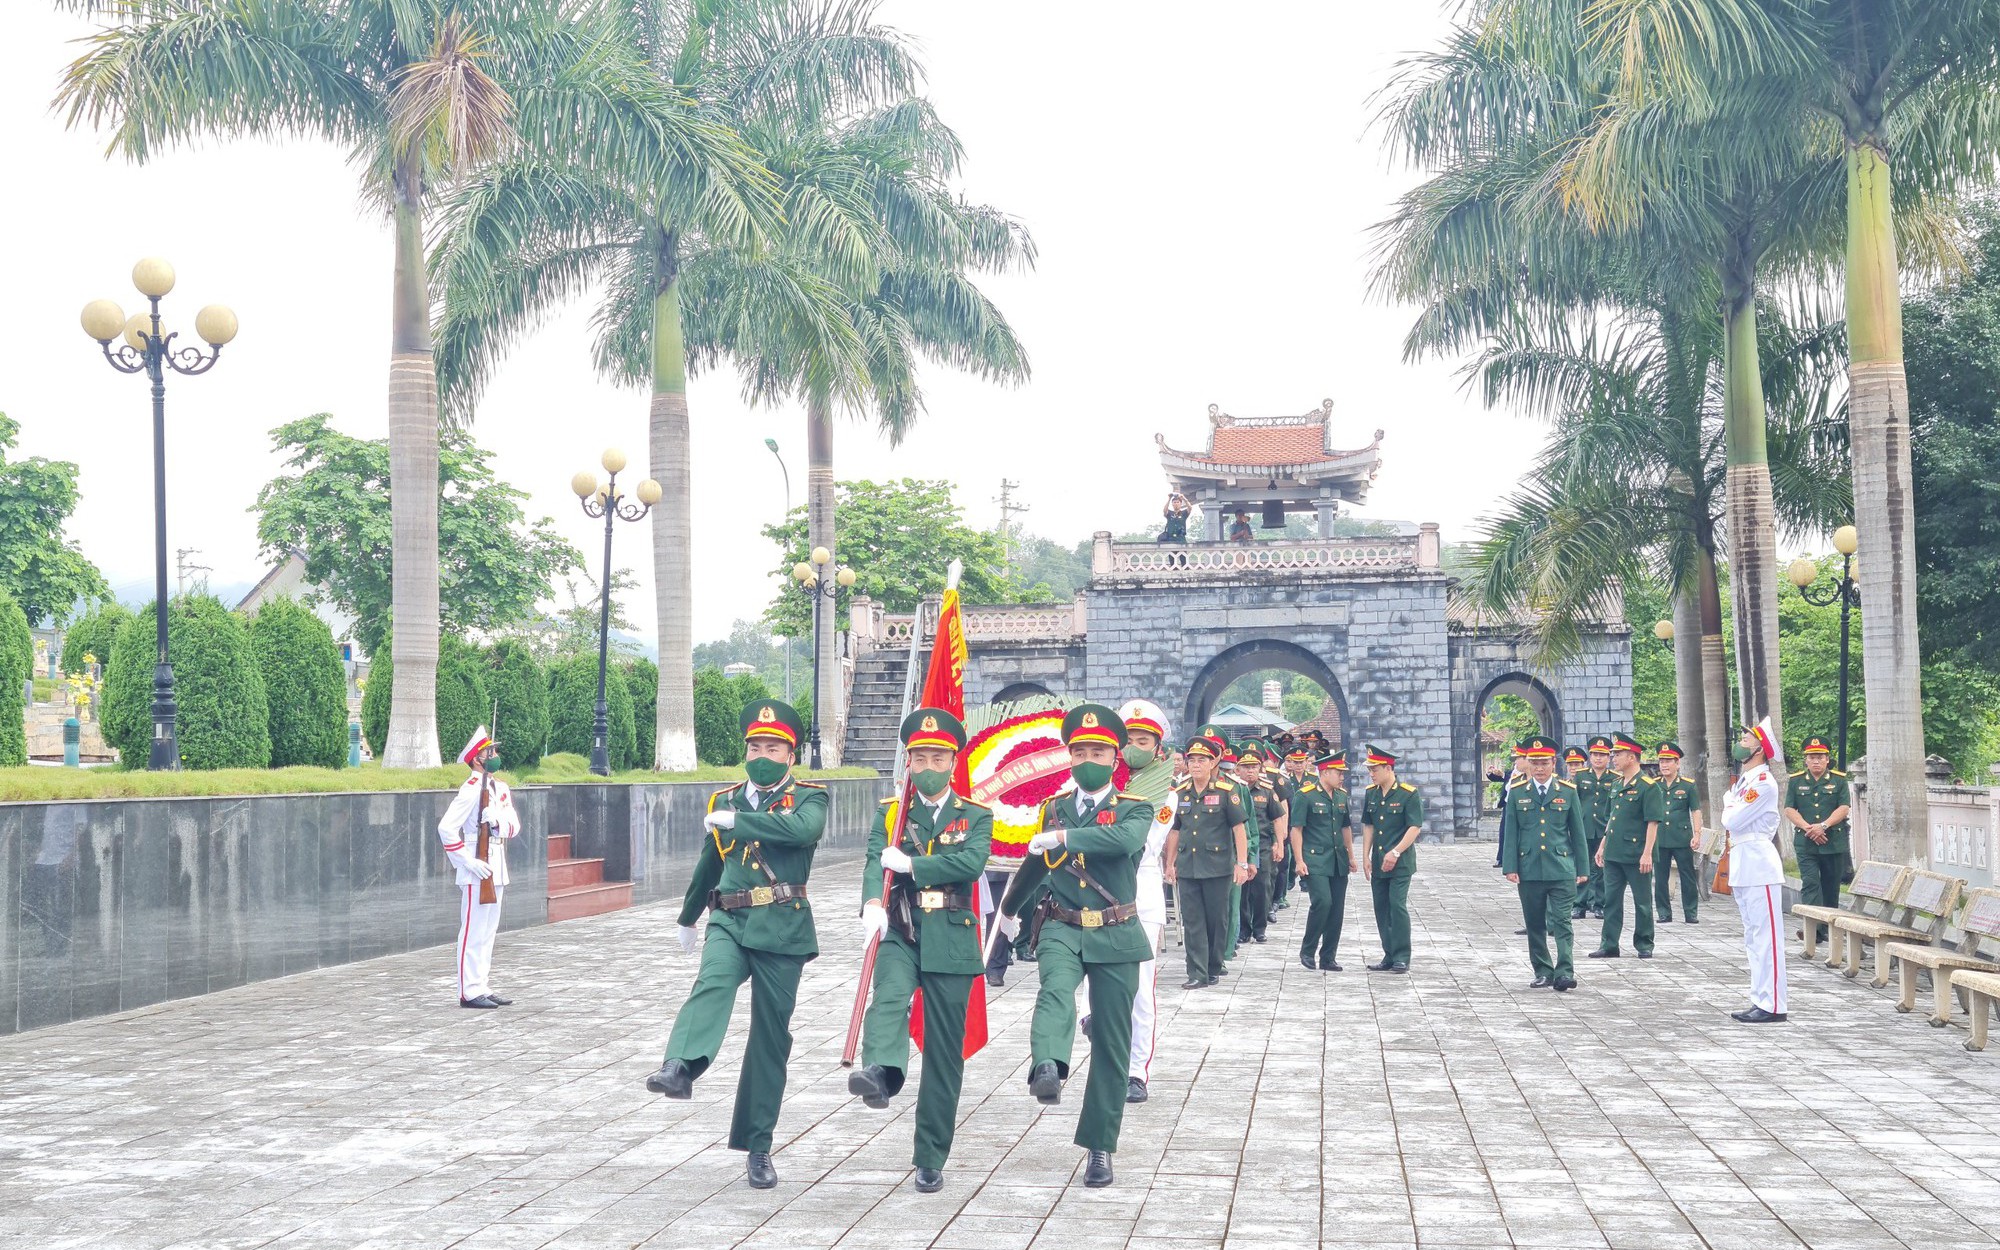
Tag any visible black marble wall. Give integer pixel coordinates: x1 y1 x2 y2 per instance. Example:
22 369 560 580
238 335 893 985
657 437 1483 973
0 777 887 1035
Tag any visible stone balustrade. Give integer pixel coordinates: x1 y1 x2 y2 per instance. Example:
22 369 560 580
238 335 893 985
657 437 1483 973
1091 526 1436 581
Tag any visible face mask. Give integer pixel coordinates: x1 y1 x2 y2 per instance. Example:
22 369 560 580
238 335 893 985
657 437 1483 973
1071 761 1114 793
912 768 952 797
744 756 788 786
1122 744 1155 771
1730 743 1754 763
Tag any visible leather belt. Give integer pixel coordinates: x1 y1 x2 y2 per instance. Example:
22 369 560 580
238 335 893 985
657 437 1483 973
711 883 808 910
1046 900 1138 929
909 887 973 912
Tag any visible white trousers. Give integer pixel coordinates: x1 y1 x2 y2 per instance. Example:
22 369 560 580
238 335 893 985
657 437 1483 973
457 884 505 1000
1129 920 1165 1080
1734 882 1786 1014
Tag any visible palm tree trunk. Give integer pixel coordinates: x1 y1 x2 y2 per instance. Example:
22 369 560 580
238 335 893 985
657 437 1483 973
1696 542 1731 822
1845 135 1927 866
383 165 441 769
1721 253 1781 749
806 384 839 766
1671 581 1708 819
649 244 696 770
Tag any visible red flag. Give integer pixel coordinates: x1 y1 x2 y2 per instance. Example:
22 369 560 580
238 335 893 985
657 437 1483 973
910 589 988 1058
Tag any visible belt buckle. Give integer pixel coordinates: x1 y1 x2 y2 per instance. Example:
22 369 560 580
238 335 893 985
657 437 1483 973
919 889 945 911
749 885 775 906
1080 908 1103 929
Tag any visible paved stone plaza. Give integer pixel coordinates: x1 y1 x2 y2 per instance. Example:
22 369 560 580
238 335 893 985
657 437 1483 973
5 845 2000 1250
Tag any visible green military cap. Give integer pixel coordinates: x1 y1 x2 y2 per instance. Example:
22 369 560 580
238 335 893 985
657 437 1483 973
1238 742 1266 763
900 706 967 752
1586 735 1614 754
1363 745 1397 767
1609 731 1644 754
1656 740 1684 760
742 698 805 748
1184 735 1223 760
1062 703 1127 748
1564 745 1587 765
1316 750 1349 771
1801 735 1833 756
1518 735 1559 759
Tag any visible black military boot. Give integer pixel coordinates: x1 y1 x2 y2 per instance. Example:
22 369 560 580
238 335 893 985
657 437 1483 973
645 1058 693 1099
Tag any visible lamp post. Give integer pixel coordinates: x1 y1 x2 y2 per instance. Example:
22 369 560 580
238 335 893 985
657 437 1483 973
79 259 238 770
765 437 793 702
1788 524 1862 768
790 547 856 769
572 449 661 776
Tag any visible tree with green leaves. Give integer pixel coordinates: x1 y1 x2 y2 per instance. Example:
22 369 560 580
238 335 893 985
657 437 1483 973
103 596 269 770
0 591 30 767
249 596 350 769
0 413 107 628
693 665 742 766
434 635 490 765
484 639 549 771
61 600 130 677
621 656 659 766
252 414 581 659
547 653 634 770
58 0 766 769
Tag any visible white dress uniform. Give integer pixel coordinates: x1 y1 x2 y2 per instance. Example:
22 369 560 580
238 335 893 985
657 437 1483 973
1129 788 1178 1081
1722 755 1787 1015
437 737 520 1003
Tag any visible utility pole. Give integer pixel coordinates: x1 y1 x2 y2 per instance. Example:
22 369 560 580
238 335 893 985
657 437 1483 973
174 548 210 597
994 479 1027 572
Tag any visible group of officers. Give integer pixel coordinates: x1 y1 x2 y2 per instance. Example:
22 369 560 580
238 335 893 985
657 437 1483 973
434 695 1852 1198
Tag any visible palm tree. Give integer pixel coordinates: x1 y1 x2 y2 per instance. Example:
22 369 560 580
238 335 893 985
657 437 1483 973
56 0 762 767
434 0 920 769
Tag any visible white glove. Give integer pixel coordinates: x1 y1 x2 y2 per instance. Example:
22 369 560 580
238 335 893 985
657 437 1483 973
997 912 1022 940
703 810 736 831
862 903 889 942
880 845 913 875
1026 830 1065 854
677 924 699 956
457 855 494 881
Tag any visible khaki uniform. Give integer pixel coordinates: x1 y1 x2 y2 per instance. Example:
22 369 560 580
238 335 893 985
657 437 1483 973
1172 777 1247 984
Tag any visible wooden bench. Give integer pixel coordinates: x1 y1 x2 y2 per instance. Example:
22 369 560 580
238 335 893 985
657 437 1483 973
1962 969 2000 1052
1792 861 1904 964
1827 870 1964 986
1883 888 2000 1026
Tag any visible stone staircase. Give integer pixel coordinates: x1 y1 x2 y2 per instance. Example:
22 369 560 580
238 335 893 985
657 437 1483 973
545 833 633 923
843 648 921 775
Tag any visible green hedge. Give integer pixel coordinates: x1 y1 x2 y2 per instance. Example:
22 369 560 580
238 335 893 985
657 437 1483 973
435 635 489 763
61 601 131 675
102 595 271 770
360 649 390 758
547 653 637 770
485 639 548 770
622 657 658 768
250 596 349 769
0 592 29 766
693 666 740 765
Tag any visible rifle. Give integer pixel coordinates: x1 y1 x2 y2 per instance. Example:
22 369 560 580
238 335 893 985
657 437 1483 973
473 699 499 905
842 770 915 1067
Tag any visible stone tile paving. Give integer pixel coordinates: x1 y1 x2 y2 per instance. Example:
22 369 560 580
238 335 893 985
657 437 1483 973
5 845 2000 1250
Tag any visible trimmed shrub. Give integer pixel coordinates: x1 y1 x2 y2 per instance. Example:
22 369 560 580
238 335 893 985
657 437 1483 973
250 596 349 769
485 640 548 770
693 666 739 766
360 649 390 758
621 657 658 768
61 601 131 675
435 635 489 764
0 591 30 766
547 654 636 769
102 596 270 770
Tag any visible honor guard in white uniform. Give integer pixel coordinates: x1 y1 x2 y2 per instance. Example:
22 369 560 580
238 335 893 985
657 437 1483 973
1116 699 1177 1103
1722 718 1787 1023
436 727 520 1008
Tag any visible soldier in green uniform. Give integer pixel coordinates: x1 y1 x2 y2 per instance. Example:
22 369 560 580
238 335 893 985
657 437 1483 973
1236 744 1286 945
1361 746 1424 972
1273 745 1313 911
1783 736 1852 944
850 708 993 1194
1563 745 1587 780
1291 750 1355 970
1589 732 1664 960
1165 735 1251 988
1574 736 1615 918
647 699 828 1190
1651 741 1704 925
1501 736 1588 990
1000 704 1155 1189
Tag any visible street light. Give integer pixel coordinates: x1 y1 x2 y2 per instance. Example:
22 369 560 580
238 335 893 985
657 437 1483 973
1787 524 1862 768
791 547 857 769
573 449 661 776
1652 618 1674 651
79 258 237 770
765 437 793 702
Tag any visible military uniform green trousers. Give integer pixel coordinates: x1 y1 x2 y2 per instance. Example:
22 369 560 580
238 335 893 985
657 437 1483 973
1239 868 1270 940
1270 850 1292 907
1179 875 1231 982
1299 874 1347 965
1518 880 1577 980
1597 861 1654 954
1652 848 1699 921
861 938 972 1170
1223 880 1242 959
1030 940 1139 1153
1369 873 1412 965
1582 839 1604 911
664 927 804 1153
1798 851 1843 940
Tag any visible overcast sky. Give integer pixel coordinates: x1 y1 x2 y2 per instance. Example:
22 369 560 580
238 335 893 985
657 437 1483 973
3 2 1548 643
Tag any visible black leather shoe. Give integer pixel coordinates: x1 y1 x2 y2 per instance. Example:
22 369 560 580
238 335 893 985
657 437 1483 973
1214 967 1229 977
1387 963 1409 974
1658 916 1674 924
1029 1061 1063 1105
746 1152 777 1189
1514 928 1528 936
1587 949 1620 959
1685 918 1700 925
1590 908 1605 919
1322 961 1342 972
1181 979 1207 990
1369 959 1393 971
1083 1150 1114 1188
487 994 513 1005
848 1065 893 1109
645 1058 694 1099
1529 975 1552 988
1552 975 1577 991
1253 933 1267 943
1571 908 1587 919
1637 950 1655 959
1126 1077 1148 1104
1732 1007 1788 1023
1299 954 1317 970
459 995 500 1009
986 970 1004 988
914 1167 944 1193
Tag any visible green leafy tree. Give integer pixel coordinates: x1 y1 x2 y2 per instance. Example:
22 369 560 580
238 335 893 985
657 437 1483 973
434 635 490 767
693 666 742 766
0 591 30 766
61 600 131 676
761 479 1029 637
249 597 350 769
1623 574 1679 748
252 414 582 658
361 652 392 761
102 596 270 770
0 413 108 627
546 654 635 770
622 657 658 767
484 639 548 770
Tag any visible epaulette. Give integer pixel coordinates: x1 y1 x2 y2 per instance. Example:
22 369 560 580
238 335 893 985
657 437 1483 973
1214 779 1236 791
794 780 826 789
1398 782 1415 792
1789 770 1806 779
1831 769 1847 778
878 796 897 806
1117 791 1148 801
1641 776 1658 785
958 796 992 810
1557 779 1577 790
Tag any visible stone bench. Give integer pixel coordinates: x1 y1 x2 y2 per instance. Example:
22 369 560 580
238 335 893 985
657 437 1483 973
1884 888 2000 1027
1792 861 1903 965
1959 969 2000 1052
1827 870 1963 986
